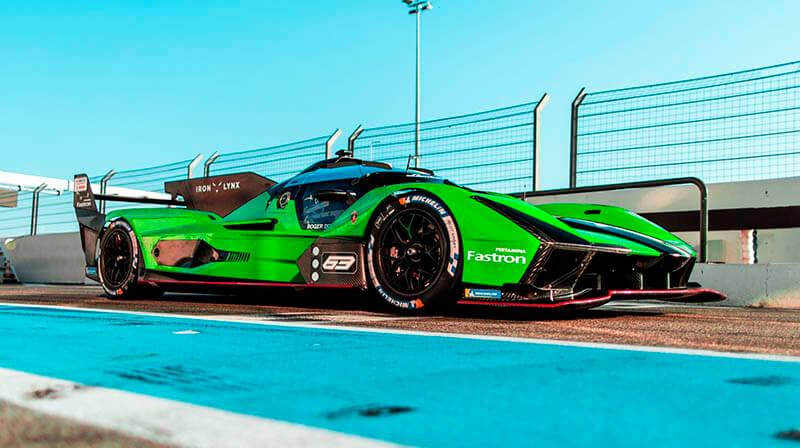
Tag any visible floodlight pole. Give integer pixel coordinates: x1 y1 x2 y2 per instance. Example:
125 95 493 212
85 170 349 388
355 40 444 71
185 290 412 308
405 1 433 168
414 7 420 168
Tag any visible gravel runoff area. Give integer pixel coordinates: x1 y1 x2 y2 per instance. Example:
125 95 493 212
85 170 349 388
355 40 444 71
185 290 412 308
0 400 172 448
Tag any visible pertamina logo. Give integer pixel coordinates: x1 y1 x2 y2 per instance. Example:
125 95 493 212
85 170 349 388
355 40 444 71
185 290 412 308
321 253 357 273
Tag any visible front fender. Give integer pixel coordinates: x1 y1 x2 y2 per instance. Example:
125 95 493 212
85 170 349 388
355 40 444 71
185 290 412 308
322 183 542 287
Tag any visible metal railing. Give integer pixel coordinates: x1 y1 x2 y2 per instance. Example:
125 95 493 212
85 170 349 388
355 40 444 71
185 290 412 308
515 177 709 263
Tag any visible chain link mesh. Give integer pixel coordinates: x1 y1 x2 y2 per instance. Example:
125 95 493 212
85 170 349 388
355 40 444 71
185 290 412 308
1 100 542 237
575 60 800 186
354 102 537 193
209 136 328 181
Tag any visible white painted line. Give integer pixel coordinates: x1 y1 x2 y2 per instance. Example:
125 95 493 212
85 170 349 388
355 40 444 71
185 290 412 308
172 330 199 335
0 367 403 448
1 302 799 363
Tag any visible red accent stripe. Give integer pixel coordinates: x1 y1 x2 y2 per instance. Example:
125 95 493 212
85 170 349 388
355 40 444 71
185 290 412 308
139 279 353 289
608 288 719 296
457 295 612 308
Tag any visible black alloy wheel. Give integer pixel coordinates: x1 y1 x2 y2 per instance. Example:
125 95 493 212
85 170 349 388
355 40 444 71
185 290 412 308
366 191 463 312
101 227 134 290
98 219 163 300
375 207 447 297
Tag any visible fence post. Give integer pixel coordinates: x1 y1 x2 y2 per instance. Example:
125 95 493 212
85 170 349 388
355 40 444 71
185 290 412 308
569 87 587 188
532 93 550 192
348 125 364 155
325 129 342 159
30 183 47 236
204 152 220 177
187 154 203 179
699 183 708 263
99 170 116 215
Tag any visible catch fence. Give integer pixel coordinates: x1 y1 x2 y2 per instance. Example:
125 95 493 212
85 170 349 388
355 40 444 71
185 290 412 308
353 97 547 193
571 60 800 187
5 58 800 238
206 135 330 181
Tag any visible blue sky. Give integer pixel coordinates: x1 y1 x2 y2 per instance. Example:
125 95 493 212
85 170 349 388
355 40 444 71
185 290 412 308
2 0 799 189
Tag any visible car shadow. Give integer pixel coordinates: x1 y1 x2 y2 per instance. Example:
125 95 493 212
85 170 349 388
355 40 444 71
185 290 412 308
143 288 662 322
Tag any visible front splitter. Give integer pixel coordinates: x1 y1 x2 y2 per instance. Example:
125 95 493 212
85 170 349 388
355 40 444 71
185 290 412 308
457 287 726 311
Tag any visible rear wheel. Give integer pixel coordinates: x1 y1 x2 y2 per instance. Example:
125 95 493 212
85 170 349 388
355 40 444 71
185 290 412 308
366 192 461 311
98 220 163 300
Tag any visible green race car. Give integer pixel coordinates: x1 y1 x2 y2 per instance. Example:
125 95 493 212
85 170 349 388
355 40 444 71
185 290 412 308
73 152 725 312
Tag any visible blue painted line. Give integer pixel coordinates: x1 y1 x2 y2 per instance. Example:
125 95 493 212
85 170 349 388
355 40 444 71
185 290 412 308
0 304 799 447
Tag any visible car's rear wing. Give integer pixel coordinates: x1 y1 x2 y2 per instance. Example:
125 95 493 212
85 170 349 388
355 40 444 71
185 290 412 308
72 172 276 277
163 172 276 218
73 174 188 276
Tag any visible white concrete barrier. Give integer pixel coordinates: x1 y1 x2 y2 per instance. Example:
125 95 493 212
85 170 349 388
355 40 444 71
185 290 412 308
1 232 93 285
690 263 800 309
2 235 797 310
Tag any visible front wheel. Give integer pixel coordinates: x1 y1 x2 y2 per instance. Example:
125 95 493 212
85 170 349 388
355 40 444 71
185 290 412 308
98 219 163 300
366 192 462 311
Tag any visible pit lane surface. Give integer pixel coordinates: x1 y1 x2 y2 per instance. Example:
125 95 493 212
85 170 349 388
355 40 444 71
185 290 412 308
1 285 799 356
0 285 799 447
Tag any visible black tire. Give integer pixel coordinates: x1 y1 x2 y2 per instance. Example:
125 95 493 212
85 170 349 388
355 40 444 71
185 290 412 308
98 220 163 300
366 192 462 311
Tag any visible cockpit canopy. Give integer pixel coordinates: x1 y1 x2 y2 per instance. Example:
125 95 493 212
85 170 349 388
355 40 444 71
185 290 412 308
266 156 451 231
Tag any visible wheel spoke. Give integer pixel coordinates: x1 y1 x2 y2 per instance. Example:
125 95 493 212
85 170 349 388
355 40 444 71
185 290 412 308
403 269 414 290
390 223 407 244
375 207 449 297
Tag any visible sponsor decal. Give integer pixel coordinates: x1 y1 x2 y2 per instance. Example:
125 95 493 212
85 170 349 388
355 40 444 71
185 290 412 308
495 247 526 254
321 253 357 273
74 177 88 192
406 194 450 218
373 204 395 230
305 223 327 230
278 191 291 209
375 286 423 309
350 211 358 224
467 250 527 264
404 194 459 277
194 181 241 194
464 288 502 299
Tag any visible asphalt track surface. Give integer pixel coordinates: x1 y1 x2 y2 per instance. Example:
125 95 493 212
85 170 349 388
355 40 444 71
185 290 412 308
1 285 799 356
1 285 799 447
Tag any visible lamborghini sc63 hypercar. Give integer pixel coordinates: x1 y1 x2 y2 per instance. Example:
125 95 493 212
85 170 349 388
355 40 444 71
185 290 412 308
73 152 725 312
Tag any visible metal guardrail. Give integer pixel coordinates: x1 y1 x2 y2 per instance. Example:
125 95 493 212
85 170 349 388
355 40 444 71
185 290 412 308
514 177 709 263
